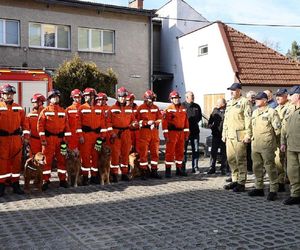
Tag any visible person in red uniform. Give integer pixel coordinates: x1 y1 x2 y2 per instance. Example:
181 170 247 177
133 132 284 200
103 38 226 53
96 92 109 112
162 90 189 178
66 89 82 151
0 84 30 196
27 93 46 156
107 87 138 182
77 88 107 185
137 90 162 179
126 92 139 152
37 89 71 190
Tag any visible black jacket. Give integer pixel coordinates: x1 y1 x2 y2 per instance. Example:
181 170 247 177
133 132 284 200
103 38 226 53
208 107 225 138
182 101 202 137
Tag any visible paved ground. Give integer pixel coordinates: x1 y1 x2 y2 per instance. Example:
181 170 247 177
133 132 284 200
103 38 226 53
0 156 299 250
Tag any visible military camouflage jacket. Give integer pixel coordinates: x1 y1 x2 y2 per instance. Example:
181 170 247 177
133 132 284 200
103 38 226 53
281 105 300 152
251 106 281 152
222 96 252 140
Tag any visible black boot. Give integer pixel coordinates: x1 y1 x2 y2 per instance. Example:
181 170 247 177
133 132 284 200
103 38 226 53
81 175 89 186
220 166 226 176
207 166 216 175
111 174 118 183
59 180 69 188
176 167 187 177
11 182 24 195
0 183 5 197
42 180 50 191
223 182 237 190
233 183 245 192
90 176 100 185
226 177 232 182
165 168 171 178
267 192 277 201
140 169 148 180
283 196 300 205
121 174 130 181
248 189 264 197
150 169 162 179
278 183 285 192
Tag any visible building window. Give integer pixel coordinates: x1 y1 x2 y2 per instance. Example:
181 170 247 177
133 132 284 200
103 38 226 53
198 45 208 56
78 27 114 53
0 19 19 46
29 23 70 49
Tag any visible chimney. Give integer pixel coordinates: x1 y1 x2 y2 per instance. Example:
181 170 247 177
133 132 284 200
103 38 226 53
128 0 144 9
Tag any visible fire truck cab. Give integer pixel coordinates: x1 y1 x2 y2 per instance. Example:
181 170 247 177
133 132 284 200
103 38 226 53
0 69 52 113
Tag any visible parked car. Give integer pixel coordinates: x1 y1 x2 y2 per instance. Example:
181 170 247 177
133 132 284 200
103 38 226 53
107 97 211 148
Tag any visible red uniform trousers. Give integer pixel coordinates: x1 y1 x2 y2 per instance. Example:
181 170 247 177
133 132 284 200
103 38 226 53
29 137 42 155
68 133 80 150
130 129 139 152
165 130 185 170
42 136 67 182
110 129 132 175
79 132 102 177
0 135 22 183
138 128 160 170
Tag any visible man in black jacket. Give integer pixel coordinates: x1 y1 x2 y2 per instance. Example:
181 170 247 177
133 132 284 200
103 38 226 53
182 91 202 173
207 98 228 175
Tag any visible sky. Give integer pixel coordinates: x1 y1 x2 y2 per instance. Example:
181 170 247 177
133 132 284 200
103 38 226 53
83 0 300 55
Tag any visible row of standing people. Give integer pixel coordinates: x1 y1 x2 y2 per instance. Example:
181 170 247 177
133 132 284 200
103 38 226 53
0 83 194 196
221 83 300 205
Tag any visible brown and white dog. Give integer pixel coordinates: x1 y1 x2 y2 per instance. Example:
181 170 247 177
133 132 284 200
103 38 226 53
66 148 81 187
98 144 111 185
23 152 45 193
128 152 150 179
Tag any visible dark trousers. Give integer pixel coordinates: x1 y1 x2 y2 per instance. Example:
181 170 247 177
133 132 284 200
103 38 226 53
210 136 227 169
183 135 200 169
246 142 253 172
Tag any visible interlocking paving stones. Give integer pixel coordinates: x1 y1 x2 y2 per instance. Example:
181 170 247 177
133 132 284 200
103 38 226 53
0 158 299 249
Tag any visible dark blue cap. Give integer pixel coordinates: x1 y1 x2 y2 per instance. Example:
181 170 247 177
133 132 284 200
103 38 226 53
288 85 300 95
227 83 242 90
255 92 268 100
275 88 287 96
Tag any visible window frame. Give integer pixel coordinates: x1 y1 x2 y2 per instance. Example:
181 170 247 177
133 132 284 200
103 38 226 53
28 22 70 50
0 18 20 47
198 44 208 56
78 27 115 54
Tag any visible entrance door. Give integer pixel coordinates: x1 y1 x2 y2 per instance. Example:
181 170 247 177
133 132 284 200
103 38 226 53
203 93 225 117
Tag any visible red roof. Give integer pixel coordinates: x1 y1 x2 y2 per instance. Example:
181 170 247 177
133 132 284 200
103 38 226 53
220 23 300 86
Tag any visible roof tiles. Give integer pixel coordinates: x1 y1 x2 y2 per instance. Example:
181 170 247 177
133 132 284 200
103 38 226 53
221 23 300 86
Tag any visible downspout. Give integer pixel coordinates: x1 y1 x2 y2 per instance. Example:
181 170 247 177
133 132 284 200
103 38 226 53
149 15 153 90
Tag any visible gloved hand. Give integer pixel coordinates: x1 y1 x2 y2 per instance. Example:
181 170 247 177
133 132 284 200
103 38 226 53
131 121 139 129
41 140 47 146
184 133 189 141
60 141 67 156
79 136 84 144
94 138 103 151
280 144 286 152
147 120 154 125
110 133 117 144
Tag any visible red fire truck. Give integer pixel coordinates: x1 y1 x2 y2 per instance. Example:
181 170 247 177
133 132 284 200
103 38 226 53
0 68 52 113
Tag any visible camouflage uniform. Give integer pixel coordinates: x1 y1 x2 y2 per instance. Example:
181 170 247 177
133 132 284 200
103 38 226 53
223 96 252 186
251 106 281 192
281 105 300 198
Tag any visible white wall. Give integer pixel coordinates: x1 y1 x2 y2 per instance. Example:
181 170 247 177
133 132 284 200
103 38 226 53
156 0 209 95
178 23 235 111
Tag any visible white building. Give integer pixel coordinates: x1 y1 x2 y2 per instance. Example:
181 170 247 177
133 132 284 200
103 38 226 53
154 1 300 117
178 21 300 116
154 0 209 101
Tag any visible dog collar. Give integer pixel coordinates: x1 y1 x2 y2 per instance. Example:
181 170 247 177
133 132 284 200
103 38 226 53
25 160 38 171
